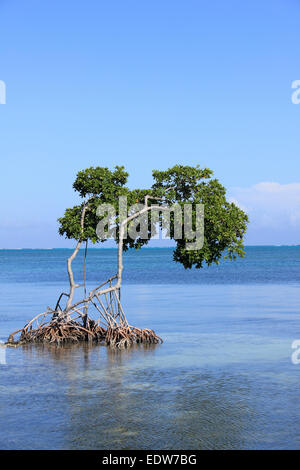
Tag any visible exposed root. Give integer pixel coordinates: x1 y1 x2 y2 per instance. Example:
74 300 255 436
8 321 162 349
8 276 163 349
8 319 106 346
105 326 163 349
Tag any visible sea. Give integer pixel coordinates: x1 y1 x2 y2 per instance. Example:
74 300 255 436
0 246 300 449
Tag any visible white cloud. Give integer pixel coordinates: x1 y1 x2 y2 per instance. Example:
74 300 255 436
228 197 249 213
228 182 300 245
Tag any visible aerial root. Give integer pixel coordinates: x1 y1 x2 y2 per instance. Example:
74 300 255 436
7 282 163 348
8 319 107 346
7 316 162 349
105 326 163 349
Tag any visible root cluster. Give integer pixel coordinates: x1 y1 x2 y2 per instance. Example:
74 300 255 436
105 326 162 348
7 277 163 349
8 311 162 349
8 319 162 349
11 319 106 345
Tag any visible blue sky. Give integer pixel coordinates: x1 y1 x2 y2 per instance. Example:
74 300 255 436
0 0 300 247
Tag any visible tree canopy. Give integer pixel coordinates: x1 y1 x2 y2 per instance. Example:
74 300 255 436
58 164 248 269
152 164 248 268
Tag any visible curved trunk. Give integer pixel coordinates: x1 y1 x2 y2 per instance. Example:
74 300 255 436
64 197 94 317
65 240 82 314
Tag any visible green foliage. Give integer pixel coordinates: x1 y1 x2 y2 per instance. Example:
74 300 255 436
58 167 155 248
58 166 129 244
73 166 129 198
58 164 249 269
58 199 113 244
115 188 157 251
152 164 213 200
152 164 249 269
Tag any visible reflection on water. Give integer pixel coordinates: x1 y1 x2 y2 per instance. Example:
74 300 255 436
4 342 255 450
21 341 159 367
1 283 300 449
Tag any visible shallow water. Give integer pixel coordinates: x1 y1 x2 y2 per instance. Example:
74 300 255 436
1 248 300 449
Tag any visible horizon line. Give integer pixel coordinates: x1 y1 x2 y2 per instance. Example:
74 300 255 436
1 245 300 250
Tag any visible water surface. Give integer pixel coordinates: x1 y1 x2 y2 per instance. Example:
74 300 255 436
0 247 300 449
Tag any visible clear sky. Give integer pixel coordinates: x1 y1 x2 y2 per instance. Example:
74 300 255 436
0 0 300 247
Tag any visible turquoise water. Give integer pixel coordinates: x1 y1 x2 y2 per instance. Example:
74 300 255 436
0 247 300 449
